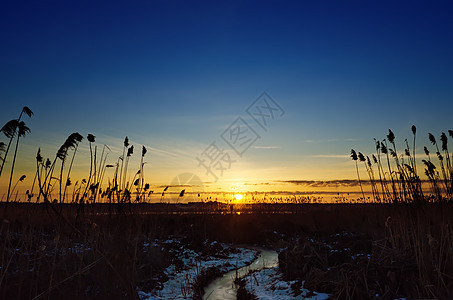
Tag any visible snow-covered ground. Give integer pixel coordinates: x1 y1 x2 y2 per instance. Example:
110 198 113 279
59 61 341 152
242 267 330 300
137 239 258 299
137 237 331 300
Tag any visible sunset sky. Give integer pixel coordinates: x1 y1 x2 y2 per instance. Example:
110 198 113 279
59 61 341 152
1 1 453 199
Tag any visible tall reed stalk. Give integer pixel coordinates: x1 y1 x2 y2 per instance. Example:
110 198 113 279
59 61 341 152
374 139 391 202
6 121 30 205
352 126 453 203
135 146 147 202
350 150 365 201
429 133 449 198
93 144 111 203
381 140 398 203
81 134 96 202
0 106 33 177
119 137 129 191
36 133 83 204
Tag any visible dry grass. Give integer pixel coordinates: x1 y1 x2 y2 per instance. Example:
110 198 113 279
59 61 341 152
1 112 452 299
0 202 451 299
278 204 453 299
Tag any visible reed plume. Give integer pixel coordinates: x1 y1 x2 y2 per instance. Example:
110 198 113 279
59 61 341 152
59 133 83 204
37 133 82 203
6 121 30 205
411 125 418 177
349 126 453 203
122 145 134 202
440 132 452 196
423 159 441 200
0 106 33 177
28 149 43 202
388 129 409 201
381 140 398 203
119 137 129 191
428 133 449 198
366 156 380 202
82 134 96 202
9 175 26 201
374 139 390 202
161 186 168 202
351 149 365 201
137 145 147 202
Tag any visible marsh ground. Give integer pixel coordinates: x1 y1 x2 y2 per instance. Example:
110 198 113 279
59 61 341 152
0 202 452 299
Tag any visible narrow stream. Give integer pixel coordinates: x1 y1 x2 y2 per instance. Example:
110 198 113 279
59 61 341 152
203 248 279 300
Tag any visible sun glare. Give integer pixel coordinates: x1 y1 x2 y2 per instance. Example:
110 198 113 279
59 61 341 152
234 194 243 201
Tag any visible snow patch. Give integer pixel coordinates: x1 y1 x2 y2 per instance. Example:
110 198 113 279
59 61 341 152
242 267 330 300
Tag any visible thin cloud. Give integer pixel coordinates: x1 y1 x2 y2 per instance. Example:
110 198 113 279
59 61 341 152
149 147 181 158
279 179 431 188
310 154 350 158
304 138 359 143
156 184 202 188
279 179 366 187
252 146 280 149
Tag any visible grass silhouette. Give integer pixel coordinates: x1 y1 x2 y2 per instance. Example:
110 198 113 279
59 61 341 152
5 121 30 205
352 126 453 203
0 106 33 177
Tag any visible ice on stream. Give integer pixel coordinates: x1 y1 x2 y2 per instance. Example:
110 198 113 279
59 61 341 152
138 240 257 299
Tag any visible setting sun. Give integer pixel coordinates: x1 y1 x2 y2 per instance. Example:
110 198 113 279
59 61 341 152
234 194 244 201
1 2 452 299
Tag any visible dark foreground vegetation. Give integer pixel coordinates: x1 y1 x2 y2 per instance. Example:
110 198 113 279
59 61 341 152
1 109 453 299
0 202 452 299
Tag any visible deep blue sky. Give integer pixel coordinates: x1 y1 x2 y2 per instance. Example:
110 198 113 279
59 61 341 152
1 1 453 192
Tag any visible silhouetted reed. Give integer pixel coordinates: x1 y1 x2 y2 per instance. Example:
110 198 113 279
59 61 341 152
82 134 96 201
350 149 365 201
0 106 33 177
119 136 129 192
136 145 147 202
0 110 154 206
373 139 391 202
351 126 453 203
35 133 83 204
92 144 111 203
5 121 30 205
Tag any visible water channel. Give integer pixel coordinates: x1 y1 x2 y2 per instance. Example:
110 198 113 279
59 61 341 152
203 248 279 300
